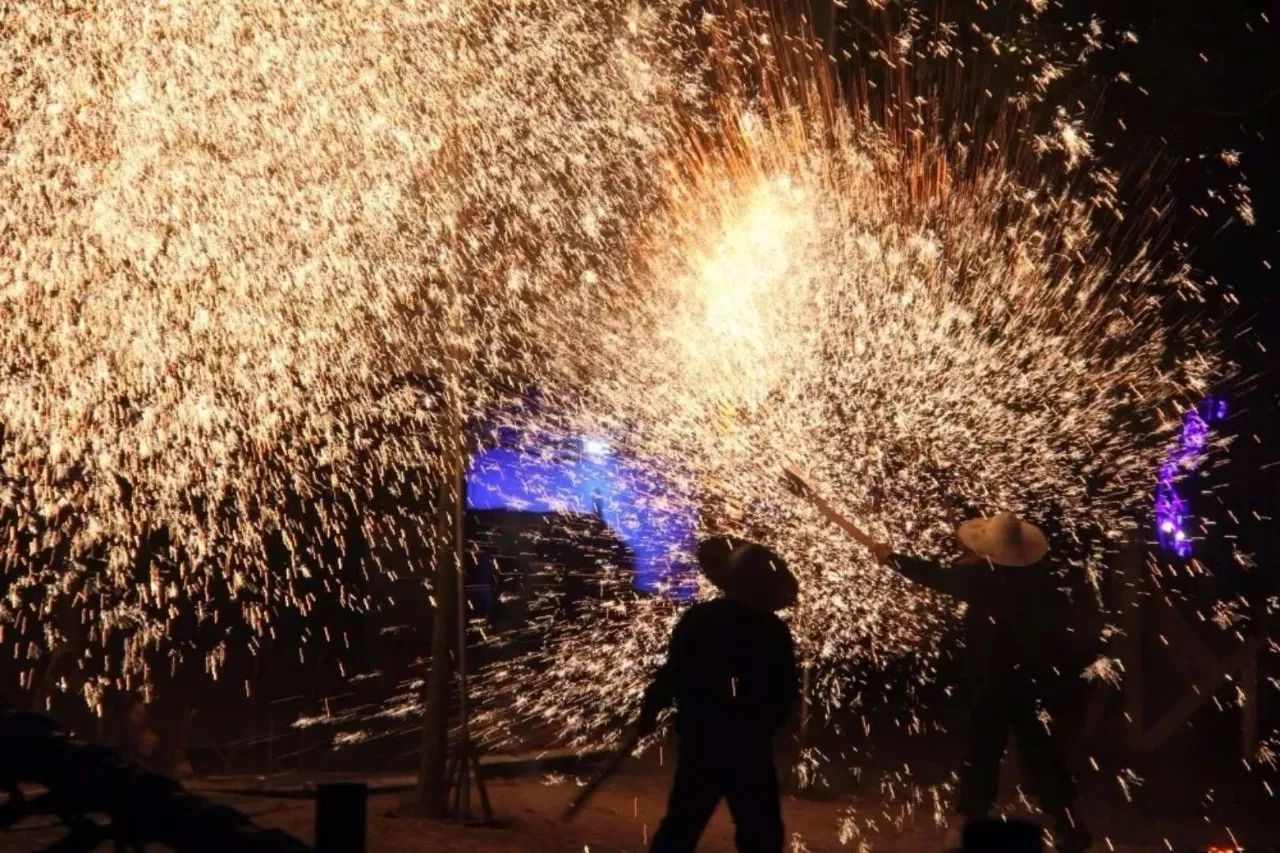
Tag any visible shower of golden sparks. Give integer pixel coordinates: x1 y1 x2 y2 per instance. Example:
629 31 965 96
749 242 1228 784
0 0 704 703
468 1 1235 759
3 5 1266 835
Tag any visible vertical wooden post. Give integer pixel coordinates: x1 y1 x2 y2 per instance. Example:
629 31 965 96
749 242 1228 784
418 387 464 816
452 449 473 820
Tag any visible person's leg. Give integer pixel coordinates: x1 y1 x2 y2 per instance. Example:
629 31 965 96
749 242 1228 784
1010 694 1090 851
723 743 784 853
651 743 723 853
956 685 1012 821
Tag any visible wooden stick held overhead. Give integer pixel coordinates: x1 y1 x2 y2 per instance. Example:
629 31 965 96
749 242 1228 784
780 463 891 562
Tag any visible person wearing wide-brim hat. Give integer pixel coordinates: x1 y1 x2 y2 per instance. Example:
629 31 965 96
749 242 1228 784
783 467 1092 853
698 535 800 612
638 536 799 853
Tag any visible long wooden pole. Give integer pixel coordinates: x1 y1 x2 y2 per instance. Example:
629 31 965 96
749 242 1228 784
453 448 473 820
418 382 463 816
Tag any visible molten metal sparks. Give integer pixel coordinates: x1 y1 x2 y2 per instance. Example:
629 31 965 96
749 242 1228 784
470 2 1230 751
0 2 1267 840
1 0 702 694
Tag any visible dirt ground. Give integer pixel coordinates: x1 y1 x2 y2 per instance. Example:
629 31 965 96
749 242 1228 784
241 772 939 852
2 757 1275 851
224 762 1276 853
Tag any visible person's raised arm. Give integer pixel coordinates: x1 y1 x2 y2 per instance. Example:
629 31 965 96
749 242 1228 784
882 552 976 600
781 465 891 562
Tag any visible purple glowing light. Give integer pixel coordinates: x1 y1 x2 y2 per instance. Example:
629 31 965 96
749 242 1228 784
1155 397 1226 557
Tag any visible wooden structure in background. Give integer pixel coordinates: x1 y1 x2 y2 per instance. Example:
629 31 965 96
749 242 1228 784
1079 541 1264 759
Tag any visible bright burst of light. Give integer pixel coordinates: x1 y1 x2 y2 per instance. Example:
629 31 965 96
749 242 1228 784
470 1 1233 750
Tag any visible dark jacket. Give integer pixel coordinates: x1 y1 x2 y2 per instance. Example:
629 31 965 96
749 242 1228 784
641 598 799 740
886 553 1096 690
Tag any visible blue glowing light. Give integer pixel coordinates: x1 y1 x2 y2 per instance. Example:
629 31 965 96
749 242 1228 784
1155 397 1227 558
466 437 697 595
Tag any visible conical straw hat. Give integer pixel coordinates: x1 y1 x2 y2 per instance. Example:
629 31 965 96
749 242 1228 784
956 511 1049 568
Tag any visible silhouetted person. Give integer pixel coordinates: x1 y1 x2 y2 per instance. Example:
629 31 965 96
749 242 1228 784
638 537 799 853
785 467 1092 853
